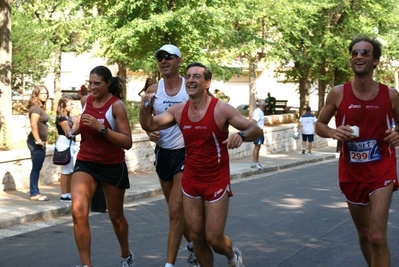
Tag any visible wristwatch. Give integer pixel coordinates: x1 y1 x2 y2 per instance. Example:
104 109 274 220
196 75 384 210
100 126 108 136
237 131 245 141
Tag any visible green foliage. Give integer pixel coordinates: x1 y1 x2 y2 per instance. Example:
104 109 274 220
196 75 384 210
11 9 56 90
10 0 399 114
47 112 57 144
124 100 140 131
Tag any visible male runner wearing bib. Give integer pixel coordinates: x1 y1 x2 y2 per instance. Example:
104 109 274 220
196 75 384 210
316 36 399 267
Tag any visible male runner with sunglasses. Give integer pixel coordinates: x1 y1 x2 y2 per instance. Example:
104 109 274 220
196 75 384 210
145 44 198 267
316 36 399 267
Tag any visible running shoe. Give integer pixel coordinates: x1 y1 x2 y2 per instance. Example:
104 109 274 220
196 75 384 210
256 163 263 169
187 245 200 267
121 249 136 267
228 247 244 267
250 163 257 168
60 195 72 203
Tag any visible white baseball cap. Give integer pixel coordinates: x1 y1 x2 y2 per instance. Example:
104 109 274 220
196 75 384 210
154 44 181 58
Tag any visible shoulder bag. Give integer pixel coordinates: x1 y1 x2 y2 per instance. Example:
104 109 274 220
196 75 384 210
53 139 72 165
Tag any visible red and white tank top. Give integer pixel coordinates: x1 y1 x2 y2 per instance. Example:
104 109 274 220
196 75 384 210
77 94 125 164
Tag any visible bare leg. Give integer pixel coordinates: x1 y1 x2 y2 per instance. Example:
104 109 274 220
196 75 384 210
347 183 393 267
183 194 213 266
204 193 235 261
308 142 313 153
71 172 98 267
252 144 260 163
101 182 131 258
159 172 186 264
60 173 72 194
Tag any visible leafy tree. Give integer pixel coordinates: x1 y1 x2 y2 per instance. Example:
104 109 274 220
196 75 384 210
11 8 56 94
77 0 246 98
14 0 92 112
268 0 399 113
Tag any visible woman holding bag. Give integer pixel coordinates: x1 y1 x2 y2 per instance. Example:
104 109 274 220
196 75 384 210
55 95 80 202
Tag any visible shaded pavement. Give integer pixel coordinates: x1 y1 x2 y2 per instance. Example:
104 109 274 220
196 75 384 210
0 146 338 230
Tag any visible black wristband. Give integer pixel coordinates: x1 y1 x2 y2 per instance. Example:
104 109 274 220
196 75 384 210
237 131 245 141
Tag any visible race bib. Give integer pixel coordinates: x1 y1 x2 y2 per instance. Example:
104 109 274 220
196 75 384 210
347 139 381 163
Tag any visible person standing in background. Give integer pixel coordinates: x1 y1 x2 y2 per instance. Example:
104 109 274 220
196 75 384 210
138 77 154 97
265 92 276 115
80 81 89 97
251 100 266 169
297 106 317 155
27 85 50 201
70 66 135 267
55 95 80 202
145 44 198 267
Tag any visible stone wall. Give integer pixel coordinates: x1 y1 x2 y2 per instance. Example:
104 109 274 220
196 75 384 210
0 123 328 192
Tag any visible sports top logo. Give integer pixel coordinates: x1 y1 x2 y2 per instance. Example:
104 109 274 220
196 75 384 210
348 104 361 109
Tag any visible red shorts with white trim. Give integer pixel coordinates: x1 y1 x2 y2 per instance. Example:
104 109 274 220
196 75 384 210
182 178 233 203
339 180 398 205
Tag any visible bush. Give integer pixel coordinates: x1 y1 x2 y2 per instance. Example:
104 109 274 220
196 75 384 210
124 100 140 130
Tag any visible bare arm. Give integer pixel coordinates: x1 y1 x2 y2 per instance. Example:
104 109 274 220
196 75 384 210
80 95 88 108
59 120 72 139
80 100 132 149
315 85 355 141
139 93 179 132
30 113 44 147
216 102 263 149
383 88 399 146
141 84 161 142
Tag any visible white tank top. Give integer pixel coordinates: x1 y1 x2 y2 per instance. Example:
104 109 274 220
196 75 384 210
153 77 188 149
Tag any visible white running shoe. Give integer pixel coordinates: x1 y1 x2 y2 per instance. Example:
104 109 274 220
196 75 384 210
250 163 257 168
121 249 135 267
256 163 263 169
228 247 244 267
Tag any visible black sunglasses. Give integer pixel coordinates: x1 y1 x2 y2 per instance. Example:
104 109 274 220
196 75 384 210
351 49 371 58
156 54 177 62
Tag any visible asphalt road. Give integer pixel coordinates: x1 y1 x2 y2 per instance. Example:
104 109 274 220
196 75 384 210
1 159 399 267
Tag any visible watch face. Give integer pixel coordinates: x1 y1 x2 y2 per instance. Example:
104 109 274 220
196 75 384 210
238 131 245 140
101 127 108 135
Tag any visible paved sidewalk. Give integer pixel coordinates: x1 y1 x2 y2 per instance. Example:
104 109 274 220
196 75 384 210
0 146 338 229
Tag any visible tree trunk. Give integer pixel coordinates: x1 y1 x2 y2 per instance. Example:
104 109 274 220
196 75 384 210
52 48 62 113
248 58 258 118
0 0 12 149
296 61 310 112
334 68 348 86
117 62 127 99
318 60 326 116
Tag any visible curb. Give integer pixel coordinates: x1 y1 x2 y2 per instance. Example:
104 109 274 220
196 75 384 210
0 154 336 230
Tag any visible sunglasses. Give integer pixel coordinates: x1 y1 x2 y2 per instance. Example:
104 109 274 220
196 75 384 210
351 49 371 58
156 54 177 62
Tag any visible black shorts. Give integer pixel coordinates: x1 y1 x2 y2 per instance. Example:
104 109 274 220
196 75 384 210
74 160 130 189
302 134 314 142
154 145 185 182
